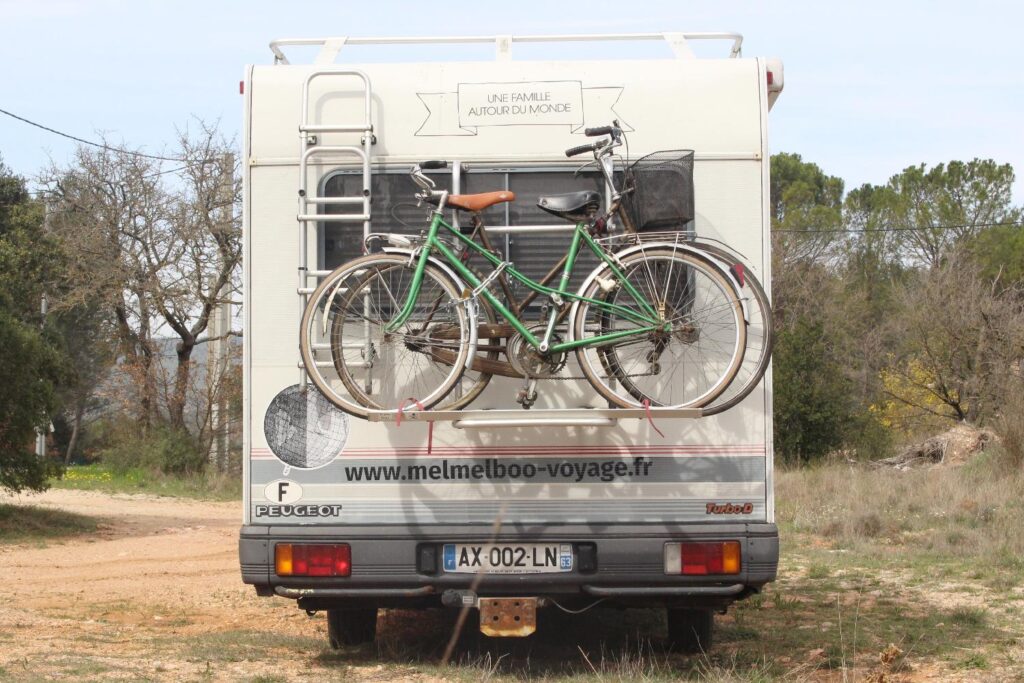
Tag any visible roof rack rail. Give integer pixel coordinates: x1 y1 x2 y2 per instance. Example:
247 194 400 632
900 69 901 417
269 32 744 65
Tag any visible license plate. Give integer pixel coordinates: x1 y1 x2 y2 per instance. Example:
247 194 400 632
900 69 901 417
442 543 573 574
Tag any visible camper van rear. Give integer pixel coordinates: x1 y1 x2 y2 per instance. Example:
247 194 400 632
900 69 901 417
239 32 782 651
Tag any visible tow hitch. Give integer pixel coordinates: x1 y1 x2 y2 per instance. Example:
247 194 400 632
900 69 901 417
442 590 540 637
479 597 538 637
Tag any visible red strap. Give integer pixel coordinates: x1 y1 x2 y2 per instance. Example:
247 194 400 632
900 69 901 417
730 263 746 288
395 398 433 454
642 399 665 439
395 397 423 427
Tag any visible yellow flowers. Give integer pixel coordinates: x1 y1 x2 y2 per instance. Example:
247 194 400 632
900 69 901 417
872 359 960 432
63 467 114 482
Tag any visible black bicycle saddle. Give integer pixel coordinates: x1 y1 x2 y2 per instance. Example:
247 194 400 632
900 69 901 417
536 190 601 223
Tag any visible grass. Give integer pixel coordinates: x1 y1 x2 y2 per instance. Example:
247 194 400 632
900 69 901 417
52 658 113 678
763 450 1024 676
154 630 324 664
52 463 240 501
956 652 989 670
776 446 1024 570
303 587 1000 681
313 608 797 682
0 502 98 544
805 564 831 580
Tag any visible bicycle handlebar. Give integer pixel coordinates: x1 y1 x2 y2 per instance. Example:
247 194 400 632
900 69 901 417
566 135 613 158
419 160 448 170
565 143 597 158
584 125 613 137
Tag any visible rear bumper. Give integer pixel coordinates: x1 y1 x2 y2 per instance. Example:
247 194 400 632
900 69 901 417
240 522 778 610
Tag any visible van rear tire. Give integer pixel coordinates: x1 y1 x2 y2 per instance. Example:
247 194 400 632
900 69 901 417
666 608 713 654
327 607 378 647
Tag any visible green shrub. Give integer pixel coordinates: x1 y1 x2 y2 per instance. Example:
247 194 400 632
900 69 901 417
100 425 205 476
847 411 893 460
773 318 854 463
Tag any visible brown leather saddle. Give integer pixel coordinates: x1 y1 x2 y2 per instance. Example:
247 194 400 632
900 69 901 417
447 191 516 212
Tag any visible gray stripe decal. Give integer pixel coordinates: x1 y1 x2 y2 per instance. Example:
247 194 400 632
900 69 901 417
251 500 767 524
250 455 765 485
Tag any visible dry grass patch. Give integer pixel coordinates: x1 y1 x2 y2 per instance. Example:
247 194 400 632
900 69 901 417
768 452 1024 678
0 502 98 544
776 449 1024 568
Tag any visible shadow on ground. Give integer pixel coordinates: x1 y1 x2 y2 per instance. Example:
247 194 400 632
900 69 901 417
315 607 716 679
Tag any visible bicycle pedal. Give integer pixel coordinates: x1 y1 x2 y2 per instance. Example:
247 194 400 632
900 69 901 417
514 388 538 409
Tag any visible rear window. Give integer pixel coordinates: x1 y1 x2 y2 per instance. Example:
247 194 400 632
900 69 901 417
320 166 608 303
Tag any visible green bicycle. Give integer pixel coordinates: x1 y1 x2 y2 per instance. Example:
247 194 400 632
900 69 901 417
300 126 748 417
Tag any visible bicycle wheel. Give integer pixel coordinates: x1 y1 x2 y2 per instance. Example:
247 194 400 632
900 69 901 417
688 244 773 416
573 247 746 409
299 253 473 417
426 296 500 409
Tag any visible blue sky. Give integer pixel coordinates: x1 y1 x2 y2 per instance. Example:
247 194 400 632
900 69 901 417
1 0 1021 202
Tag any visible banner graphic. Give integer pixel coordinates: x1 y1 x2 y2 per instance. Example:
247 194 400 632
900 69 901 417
416 81 631 136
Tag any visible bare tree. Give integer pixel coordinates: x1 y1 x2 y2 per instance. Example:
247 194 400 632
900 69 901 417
44 144 168 425
155 124 240 428
883 252 1024 425
43 122 241 432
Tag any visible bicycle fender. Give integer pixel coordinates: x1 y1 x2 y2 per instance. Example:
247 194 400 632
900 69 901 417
380 247 479 368
379 246 466 289
623 241 750 323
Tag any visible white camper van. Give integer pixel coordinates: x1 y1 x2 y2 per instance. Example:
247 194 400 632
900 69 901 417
239 32 783 652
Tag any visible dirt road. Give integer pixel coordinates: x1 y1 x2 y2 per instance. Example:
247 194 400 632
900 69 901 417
0 489 340 681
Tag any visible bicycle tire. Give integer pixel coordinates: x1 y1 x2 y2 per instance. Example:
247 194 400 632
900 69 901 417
299 253 473 417
573 247 746 409
685 242 773 416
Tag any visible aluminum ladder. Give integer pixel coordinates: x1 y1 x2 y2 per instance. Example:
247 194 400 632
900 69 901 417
297 69 374 388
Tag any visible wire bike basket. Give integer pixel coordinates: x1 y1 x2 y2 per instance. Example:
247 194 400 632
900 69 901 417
621 150 695 232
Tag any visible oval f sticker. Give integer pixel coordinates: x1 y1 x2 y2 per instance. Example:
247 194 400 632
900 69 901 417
265 479 303 504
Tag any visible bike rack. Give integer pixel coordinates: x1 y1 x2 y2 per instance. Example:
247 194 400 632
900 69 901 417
366 407 702 428
287 51 726 428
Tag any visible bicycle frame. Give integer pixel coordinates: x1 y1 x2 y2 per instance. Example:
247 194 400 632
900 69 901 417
385 210 668 354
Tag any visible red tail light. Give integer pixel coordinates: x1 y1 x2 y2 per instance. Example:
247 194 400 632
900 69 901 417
664 541 741 575
275 543 351 576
